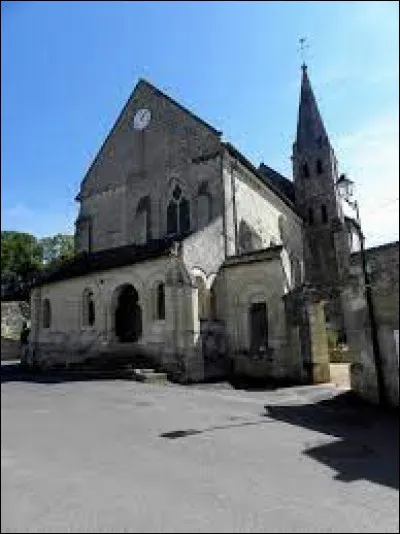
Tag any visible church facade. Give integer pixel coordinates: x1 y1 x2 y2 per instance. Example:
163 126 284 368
29 66 356 383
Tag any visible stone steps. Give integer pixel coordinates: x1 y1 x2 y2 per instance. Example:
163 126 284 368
129 367 168 383
27 364 168 384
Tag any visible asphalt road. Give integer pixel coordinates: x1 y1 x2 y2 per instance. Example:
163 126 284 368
1 363 399 533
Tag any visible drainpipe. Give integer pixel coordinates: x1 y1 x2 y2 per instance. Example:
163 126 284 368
355 203 386 406
33 284 41 368
221 152 228 259
231 159 239 255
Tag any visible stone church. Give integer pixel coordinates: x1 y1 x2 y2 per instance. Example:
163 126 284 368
29 65 358 383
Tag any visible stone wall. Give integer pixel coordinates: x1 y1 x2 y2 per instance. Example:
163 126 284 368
1 301 30 361
283 288 331 385
30 256 175 364
76 79 223 253
344 241 399 406
222 155 304 287
216 248 302 382
28 254 209 382
1 301 30 340
1 337 20 361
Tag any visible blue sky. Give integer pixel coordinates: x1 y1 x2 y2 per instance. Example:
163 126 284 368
1 1 398 247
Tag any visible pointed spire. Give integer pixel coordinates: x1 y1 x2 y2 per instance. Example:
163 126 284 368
295 64 329 152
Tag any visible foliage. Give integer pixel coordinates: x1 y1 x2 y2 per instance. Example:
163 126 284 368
1 232 75 301
1 231 43 278
39 233 75 267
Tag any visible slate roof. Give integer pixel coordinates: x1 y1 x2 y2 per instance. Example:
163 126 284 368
222 244 284 268
31 234 189 288
258 163 295 203
295 65 330 152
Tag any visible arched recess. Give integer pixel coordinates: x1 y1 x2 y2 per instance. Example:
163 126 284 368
149 280 166 320
232 281 270 350
82 288 96 327
167 183 190 236
196 181 212 230
245 291 269 353
42 298 51 329
134 196 151 245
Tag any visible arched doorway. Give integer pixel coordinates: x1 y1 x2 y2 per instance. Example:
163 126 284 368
114 284 142 343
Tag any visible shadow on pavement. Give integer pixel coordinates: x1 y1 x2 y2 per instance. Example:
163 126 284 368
0 361 130 384
265 391 399 490
1 361 295 391
160 419 273 440
226 374 303 392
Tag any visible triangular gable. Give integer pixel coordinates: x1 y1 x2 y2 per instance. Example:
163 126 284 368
77 79 222 200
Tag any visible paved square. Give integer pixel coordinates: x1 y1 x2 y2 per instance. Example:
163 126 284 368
1 363 399 532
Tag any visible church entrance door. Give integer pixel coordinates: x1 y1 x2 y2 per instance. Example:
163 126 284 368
114 284 142 343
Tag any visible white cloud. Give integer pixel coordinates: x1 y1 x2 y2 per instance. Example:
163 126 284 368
335 113 399 248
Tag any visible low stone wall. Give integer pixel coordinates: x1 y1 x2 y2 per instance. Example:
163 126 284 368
232 352 273 379
346 241 399 407
230 348 302 385
1 301 30 340
329 363 351 389
1 337 20 361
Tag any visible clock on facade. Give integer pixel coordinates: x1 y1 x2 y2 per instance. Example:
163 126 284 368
133 108 151 130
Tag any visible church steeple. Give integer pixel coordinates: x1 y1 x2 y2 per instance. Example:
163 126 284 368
295 65 329 153
292 63 350 290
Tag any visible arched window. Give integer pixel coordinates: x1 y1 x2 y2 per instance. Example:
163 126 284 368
167 185 190 235
321 204 328 223
302 162 310 178
197 181 212 229
179 197 190 233
308 207 314 225
167 201 178 235
42 299 51 329
316 159 323 174
249 302 268 352
83 289 95 327
156 283 165 320
134 196 151 245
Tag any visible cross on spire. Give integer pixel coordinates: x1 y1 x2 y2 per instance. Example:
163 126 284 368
299 37 309 67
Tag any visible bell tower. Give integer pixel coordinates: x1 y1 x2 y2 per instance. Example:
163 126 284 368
292 64 350 290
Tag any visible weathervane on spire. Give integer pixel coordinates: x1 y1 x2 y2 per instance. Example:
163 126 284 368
299 37 309 68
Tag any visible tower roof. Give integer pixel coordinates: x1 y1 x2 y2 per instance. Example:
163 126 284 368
295 65 329 152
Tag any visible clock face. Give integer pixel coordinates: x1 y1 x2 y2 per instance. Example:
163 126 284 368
133 108 151 130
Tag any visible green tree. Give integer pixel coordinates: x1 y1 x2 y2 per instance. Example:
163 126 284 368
39 234 75 267
1 231 43 278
